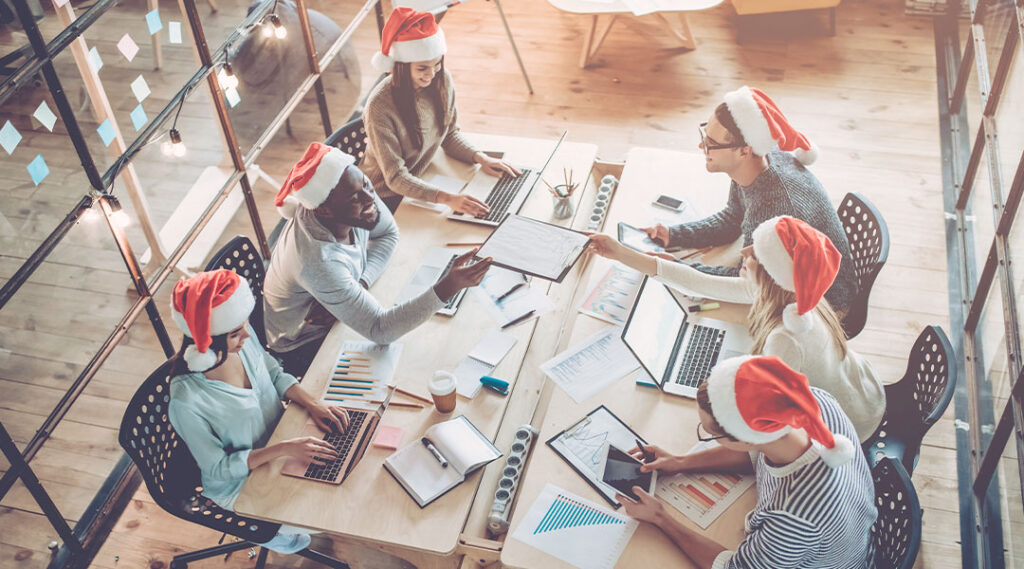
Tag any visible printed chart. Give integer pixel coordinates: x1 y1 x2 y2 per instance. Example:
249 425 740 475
655 442 754 528
578 265 643 324
320 341 402 409
512 484 637 569
540 326 639 403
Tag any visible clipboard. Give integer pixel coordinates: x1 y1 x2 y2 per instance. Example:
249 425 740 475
475 214 589 283
546 405 649 507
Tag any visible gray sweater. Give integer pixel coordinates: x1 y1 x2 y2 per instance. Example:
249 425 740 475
667 151 857 312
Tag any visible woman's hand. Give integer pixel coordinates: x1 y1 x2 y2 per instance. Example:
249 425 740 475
642 224 671 247
618 488 667 525
587 234 626 260
277 436 340 463
307 403 350 434
474 152 520 178
439 192 490 218
628 443 686 474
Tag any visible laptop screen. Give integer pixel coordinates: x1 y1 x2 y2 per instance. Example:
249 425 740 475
621 277 687 384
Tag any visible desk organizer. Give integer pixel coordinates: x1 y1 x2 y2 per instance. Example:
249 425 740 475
587 174 619 230
487 424 540 536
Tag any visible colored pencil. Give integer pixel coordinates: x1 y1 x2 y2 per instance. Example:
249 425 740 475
391 386 434 405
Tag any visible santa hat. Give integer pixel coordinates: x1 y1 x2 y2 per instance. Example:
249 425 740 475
723 86 819 165
751 216 841 334
171 269 255 372
274 142 356 219
372 7 446 72
706 355 856 468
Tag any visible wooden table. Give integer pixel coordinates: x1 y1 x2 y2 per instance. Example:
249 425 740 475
546 0 724 67
233 134 597 569
500 147 757 569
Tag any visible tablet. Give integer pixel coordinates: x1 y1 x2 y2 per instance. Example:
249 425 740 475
617 222 666 255
600 444 657 502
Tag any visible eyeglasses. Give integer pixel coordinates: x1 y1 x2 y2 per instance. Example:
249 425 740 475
698 122 746 155
696 421 735 442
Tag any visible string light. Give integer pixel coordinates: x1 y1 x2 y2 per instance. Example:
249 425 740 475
218 62 239 90
104 195 132 228
262 0 286 39
161 94 188 158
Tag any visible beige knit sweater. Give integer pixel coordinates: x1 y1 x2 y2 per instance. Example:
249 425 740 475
360 70 478 202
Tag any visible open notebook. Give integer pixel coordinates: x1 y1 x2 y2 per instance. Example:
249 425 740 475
383 415 502 508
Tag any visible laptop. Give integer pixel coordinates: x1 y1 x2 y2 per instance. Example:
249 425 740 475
446 131 568 227
621 276 753 398
281 389 392 484
394 247 470 316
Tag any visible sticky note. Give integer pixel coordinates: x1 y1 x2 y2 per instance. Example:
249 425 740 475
224 86 241 108
33 101 58 131
27 154 49 186
88 46 103 72
117 33 139 62
168 21 182 44
372 425 403 450
130 75 150 102
130 104 147 132
0 120 22 155
97 118 116 147
145 9 162 35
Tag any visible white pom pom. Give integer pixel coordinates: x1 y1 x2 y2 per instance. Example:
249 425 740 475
794 142 820 165
371 51 394 73
277 195 299 220
782 303 813 334
184 345 219 372
819 434 856 468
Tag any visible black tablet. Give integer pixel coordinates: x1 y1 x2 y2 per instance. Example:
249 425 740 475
617 222 666 255
601 444 657 502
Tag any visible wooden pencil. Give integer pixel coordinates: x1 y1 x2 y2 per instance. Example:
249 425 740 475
391 386 434 405
388 401 424 410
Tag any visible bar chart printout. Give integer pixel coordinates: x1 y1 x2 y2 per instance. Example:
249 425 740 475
654 442 755 529
512 484 638 569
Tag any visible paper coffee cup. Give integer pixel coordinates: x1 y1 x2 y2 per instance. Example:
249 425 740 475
429 371 457 413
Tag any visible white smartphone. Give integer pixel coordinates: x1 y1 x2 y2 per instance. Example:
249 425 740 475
652 194 684 211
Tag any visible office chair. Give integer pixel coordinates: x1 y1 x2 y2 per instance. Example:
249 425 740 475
324 117 368 164
205 236 268 348
870 458 922 569
119 360 349 569
836 192 889 339
861 325 957 476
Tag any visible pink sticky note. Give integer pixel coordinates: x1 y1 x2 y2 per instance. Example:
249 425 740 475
117 33 139 62
372 425 403 450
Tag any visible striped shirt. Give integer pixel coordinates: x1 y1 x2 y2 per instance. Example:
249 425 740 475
713 388 876 569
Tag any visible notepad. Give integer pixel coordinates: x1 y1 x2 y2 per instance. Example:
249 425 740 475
383 415 501 507
476 214 589 282
453 330 517 398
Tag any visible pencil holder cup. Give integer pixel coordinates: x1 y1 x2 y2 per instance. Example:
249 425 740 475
487 424 539 536
552 192 574 220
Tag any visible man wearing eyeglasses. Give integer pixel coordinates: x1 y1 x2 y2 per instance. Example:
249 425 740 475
642 86 857 313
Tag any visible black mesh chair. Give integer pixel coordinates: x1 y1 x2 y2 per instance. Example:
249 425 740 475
324 117 368 164
119 360 348 569
205 236 268 348
836 193 889 339
862 326 957 476
870 458 922 569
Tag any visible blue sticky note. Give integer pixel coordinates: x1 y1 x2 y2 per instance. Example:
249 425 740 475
225 87 241 108
146 10 163 35
1 120 22 154
27 154 49 185
130 75 151 102
97 118 116 147
130 104 147 132
88 46 103 72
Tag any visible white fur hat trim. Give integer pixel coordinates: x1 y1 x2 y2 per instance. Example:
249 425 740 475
794 142 820 166
723 85 777 157
706 355 793 444
816 434 856 468
183 345 220 372
169 278 255 338
751 216 796 292
289 147 355 213
374 28 446 72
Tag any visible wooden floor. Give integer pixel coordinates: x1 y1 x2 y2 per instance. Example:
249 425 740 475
0 0 986 567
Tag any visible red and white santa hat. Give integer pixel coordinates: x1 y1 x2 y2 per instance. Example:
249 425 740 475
723 86 819 165
171 269 255 372
751 216 841 333
274 142 355 219
706 355 856 467
372 7 447 72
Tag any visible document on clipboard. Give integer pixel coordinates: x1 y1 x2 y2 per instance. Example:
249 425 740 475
475 214 589 282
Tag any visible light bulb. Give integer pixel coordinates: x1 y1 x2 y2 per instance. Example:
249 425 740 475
275 25 287 39
261 23 273 38
218 63 239 90
162 129 187 158
269 14 286 39
80 208 101 223
111 210 131 228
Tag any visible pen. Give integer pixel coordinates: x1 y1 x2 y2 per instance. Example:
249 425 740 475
635 438 655 463
422 437 448 468
501 309 536 329
495 282 525 303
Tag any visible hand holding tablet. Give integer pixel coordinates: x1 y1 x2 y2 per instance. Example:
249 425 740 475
601 444 657 503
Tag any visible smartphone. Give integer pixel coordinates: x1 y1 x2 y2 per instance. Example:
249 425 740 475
601 444 657 502
617 222 666 254
652 194 684 211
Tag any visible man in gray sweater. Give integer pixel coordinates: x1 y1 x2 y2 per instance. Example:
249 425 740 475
645 86 857 312
263 142 490 376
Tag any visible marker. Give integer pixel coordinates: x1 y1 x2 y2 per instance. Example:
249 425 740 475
687 302 720 313
635 438 655 463
422 438 448 468
501 310 536 329
495 283 525 303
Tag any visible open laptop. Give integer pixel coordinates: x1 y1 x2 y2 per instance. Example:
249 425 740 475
446 131 567 227
281 389 392 485
621 276 753 398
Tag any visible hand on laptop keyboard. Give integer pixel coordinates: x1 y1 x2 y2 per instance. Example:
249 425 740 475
474 152 521 179
307 402 350 434
278 436 339 463
439 192 489 217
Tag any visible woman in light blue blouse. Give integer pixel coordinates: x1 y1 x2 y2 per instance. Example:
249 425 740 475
167 269 350 553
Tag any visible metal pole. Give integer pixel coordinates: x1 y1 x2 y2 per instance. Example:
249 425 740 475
294 0 333 138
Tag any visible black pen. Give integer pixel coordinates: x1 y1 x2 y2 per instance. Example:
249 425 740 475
501 309 536 329
421 437 448 468
495 282 525 303
635 438 655 463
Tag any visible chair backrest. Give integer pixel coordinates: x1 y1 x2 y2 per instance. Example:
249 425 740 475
837 192 890 339
118 359 280 542
324 117 368 165
870 458 922 569
205 236 268 348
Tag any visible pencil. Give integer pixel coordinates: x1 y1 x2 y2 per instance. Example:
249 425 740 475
679 246 714 260
445 242 484 247
388 401 424 410
391 386 434 405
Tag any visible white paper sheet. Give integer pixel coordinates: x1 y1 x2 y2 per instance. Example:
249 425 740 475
472 267 554 327
477 215 589 281
540 326 640 403
468 330 517 365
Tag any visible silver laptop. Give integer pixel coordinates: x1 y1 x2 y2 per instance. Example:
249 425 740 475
446 131 567 227
621 276 753 398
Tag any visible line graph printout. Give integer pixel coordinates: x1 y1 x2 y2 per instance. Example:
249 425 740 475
511 483 637 569
577 264 643 324
655 441 755 528
540 326 639 403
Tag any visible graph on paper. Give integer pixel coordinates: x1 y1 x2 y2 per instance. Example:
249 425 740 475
655 442 755 528
540 326 639 403
511 484 637 569
577 265 643 324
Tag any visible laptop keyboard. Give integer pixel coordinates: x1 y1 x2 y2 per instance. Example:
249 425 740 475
483 168 534 222
674 326 726 387
303 411 367 482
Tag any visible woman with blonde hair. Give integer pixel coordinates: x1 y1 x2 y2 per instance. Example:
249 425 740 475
589 216 883 441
